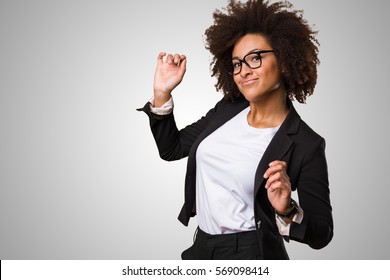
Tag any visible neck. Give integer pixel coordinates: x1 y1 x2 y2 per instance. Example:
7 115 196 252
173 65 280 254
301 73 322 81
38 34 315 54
247 91 288 128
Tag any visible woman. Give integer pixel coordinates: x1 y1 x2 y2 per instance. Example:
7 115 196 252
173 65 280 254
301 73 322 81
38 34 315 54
138 0 333 259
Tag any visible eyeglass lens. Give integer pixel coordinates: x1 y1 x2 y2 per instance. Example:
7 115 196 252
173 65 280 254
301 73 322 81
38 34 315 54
232 52 262 75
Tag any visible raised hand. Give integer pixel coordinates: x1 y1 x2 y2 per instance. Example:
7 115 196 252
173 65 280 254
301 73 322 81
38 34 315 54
153 52 187 107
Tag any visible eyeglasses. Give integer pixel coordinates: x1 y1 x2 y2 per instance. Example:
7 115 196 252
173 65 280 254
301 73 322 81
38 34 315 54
230 50 274 75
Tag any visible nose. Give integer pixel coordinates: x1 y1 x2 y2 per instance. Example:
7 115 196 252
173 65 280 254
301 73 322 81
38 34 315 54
240 63 252 77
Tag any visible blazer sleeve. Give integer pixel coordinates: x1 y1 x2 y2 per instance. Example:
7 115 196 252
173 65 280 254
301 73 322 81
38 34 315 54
289 137 334 249
137 98 225 161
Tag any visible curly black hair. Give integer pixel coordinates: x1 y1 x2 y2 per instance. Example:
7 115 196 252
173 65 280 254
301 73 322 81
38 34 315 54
204 0 319 103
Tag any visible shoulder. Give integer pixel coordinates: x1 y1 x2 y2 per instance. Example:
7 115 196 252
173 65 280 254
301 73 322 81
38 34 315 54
286 102 325 149
298 119 325 143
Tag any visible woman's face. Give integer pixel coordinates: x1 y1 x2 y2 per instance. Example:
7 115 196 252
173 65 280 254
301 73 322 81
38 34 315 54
232 34 284 103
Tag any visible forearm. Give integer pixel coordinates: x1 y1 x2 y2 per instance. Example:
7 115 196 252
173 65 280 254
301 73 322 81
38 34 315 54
138 100 186 161
138 96 224 161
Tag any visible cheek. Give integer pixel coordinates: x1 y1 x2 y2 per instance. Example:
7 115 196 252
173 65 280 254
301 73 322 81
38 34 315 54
263 64 282 84
233 76 240 87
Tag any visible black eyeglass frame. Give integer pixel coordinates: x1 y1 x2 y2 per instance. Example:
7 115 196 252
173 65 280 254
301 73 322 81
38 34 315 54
230 50 274 75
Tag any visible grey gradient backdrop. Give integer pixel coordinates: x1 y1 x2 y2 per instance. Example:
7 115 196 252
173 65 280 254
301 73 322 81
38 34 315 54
1 0 389 259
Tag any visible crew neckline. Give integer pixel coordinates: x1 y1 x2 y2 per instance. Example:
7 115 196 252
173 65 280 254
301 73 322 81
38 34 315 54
241 107 281 134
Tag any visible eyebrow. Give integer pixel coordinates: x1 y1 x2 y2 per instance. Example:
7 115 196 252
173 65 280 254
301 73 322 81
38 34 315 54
232 49 262 60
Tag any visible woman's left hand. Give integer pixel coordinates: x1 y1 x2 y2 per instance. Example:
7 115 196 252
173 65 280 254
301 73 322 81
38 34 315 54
263 160 292 214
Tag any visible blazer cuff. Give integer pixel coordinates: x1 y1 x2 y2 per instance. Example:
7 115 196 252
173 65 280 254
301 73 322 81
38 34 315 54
148 96 174 115
136 101 173 121
276 205 304 239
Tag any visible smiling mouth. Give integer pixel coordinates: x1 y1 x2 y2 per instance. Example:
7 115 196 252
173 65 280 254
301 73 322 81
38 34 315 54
241 78 258 86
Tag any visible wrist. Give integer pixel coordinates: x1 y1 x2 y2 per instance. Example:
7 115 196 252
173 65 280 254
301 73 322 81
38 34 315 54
153 92 172 108
275 199 299 219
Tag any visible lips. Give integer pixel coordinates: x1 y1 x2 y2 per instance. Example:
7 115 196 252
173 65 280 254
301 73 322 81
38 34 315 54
241 78 258 86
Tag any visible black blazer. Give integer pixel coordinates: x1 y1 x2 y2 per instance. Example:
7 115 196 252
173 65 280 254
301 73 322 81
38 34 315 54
139 95 333 259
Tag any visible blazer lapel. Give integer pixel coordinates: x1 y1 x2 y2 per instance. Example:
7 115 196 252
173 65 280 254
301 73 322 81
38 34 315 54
254 101 301 211
254 134 293 195
188 97 250 159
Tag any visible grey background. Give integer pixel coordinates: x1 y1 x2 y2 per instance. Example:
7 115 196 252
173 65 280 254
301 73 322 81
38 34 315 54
1 0 389 259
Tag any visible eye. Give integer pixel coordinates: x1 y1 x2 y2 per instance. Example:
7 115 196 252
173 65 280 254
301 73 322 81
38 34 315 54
232 61 241 69
250 54 261 62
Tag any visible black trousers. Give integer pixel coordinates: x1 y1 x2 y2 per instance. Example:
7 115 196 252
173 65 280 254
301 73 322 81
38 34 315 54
181 228 263 260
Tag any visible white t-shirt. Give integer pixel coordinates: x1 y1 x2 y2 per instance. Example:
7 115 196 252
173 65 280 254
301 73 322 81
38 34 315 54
196 106 280 234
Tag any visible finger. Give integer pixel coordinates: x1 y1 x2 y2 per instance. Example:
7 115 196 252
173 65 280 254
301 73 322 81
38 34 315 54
157 52 166 64
267 177 290 191
166 54 174 64
173 54 181 65
179 55 187 71
266 179 291 197
269 160 287 167
263 164 285 179
264 172 282 189
266 180 283 192
265 167 291 188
